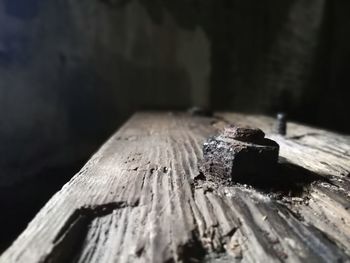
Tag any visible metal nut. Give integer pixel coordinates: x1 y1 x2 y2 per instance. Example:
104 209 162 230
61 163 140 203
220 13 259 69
202 125 279 183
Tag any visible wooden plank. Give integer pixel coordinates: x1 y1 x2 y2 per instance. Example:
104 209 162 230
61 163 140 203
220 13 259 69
1 112 349 263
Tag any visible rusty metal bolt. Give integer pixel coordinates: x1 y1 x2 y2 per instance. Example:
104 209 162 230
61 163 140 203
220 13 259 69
276 112 287 135
188 106 213 117
202 125 279 183
223 125 265 142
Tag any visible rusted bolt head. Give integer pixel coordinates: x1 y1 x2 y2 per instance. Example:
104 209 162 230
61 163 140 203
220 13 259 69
223 125 265 142
188 106 212 117
202 125 279 183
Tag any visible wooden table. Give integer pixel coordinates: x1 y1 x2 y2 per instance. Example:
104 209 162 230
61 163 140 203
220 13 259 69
1 112 349 263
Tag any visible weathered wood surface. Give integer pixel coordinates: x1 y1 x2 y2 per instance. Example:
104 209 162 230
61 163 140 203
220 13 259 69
1 112 349 263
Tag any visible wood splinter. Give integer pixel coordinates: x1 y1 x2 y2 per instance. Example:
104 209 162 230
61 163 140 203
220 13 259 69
202 125 280 183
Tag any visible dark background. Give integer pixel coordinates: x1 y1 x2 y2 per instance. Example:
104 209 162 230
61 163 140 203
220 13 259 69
0 0 349 252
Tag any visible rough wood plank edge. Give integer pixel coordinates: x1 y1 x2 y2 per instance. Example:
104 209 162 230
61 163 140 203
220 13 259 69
1 112 349 263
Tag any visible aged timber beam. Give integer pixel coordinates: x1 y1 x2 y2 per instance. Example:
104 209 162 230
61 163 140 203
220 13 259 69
0 112 349 263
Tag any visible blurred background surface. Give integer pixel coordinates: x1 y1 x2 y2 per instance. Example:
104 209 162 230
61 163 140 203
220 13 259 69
0 0 349 252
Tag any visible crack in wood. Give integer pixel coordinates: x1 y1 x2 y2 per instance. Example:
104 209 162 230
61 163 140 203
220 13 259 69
53 201 140 244
45 201 141 263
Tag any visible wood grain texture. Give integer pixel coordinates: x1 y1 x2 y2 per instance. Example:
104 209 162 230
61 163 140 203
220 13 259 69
1 112 349 263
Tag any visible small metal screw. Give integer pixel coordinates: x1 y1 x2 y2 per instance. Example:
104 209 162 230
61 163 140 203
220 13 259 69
276 113 287 135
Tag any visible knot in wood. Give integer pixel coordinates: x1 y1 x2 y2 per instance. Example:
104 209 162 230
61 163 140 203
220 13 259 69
202 125 279 183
